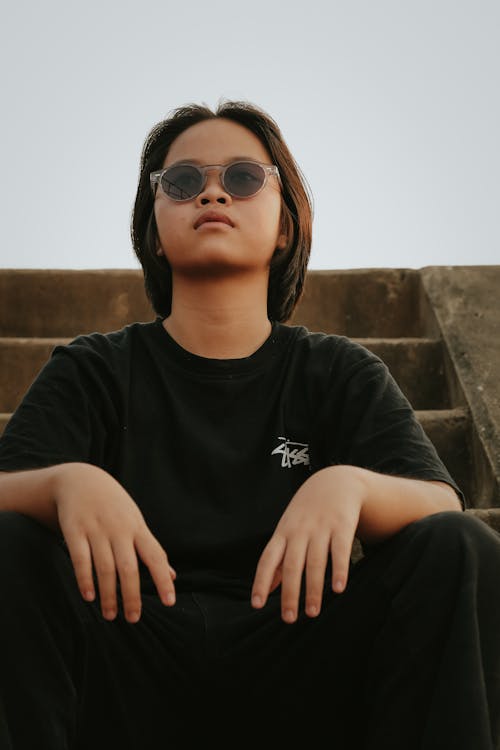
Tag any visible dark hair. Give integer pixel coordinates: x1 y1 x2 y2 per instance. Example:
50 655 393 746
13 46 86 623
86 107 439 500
130 99 313 323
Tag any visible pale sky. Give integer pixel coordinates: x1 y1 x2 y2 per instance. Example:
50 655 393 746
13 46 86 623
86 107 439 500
1 0 498 271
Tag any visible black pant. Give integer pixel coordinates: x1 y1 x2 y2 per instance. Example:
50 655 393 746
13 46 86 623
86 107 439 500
1 509 500 750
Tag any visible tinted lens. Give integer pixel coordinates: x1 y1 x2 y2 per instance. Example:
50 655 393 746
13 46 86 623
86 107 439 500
224 162 266 197
161 165 203 200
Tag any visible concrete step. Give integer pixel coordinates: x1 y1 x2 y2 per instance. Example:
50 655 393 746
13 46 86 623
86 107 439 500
420 266 500 509
416 408 475 504
0 268 433 339
0 269 154 338
0 336 450 414
289 268 437 338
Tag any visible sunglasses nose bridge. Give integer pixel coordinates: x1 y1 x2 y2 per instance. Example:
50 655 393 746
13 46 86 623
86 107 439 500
198 165 227 195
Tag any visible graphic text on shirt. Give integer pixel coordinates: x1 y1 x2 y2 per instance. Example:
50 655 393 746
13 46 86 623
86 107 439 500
271 437 310 468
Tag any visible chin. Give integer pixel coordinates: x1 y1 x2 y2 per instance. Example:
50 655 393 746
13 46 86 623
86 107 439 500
170 250 272 278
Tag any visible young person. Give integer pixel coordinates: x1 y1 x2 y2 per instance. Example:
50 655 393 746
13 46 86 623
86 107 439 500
0 100 499 750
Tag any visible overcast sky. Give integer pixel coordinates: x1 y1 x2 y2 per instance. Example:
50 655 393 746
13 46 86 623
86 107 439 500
1 0 498 271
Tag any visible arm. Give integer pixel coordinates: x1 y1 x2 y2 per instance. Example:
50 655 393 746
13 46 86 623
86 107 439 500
0 466 63 532
346 465 463 545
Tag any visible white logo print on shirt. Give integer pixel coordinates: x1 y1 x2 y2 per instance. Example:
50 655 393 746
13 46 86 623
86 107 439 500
271 437 310 468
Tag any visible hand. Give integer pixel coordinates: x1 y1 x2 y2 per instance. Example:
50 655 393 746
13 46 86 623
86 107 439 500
53 462 176 624
251 465 365 623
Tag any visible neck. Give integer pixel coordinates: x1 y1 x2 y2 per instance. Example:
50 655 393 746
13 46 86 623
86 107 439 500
163 272 272 359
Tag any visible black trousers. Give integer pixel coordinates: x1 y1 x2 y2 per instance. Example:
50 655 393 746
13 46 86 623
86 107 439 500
1 509 500 750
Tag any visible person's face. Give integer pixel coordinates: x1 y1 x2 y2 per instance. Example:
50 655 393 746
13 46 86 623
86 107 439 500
154 118 287 278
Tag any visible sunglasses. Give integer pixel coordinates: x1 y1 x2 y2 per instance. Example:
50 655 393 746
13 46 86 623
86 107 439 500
150 160 281 202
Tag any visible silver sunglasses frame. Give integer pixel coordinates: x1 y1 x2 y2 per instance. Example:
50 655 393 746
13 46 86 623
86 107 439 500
150 160 281 201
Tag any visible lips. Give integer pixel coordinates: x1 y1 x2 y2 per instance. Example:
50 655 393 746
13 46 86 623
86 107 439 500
194 211 234 229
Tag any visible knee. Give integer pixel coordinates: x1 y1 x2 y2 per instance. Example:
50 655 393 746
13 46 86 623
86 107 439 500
409 509 500 567
377 510 500 607
0 511 65 578
0 509 59 545
414 509 497 540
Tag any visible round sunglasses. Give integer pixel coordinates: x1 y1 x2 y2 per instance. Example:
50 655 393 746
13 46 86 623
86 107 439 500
150 160 281 201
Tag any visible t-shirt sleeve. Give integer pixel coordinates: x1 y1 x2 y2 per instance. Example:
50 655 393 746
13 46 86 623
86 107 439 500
0 342 120 473
312 337 467 511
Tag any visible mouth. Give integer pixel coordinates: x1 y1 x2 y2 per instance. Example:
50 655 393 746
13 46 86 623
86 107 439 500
194 211 234 230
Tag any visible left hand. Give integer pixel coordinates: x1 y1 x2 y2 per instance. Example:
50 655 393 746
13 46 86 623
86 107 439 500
251 465 366 624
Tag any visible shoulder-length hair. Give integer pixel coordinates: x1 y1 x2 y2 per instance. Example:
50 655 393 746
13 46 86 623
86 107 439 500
130 99 313 323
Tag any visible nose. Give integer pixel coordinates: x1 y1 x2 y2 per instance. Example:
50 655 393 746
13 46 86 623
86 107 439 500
196 167 232 206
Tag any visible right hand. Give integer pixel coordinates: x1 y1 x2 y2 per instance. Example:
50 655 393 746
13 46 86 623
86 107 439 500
52 462 176 624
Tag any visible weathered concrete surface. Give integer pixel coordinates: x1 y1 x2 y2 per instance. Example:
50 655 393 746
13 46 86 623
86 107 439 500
416 407 474 503
0 269 154 337
289 268 431 337
421 266 500 506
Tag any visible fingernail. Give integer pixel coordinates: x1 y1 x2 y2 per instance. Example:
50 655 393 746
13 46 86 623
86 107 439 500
252 595 262 607
334 580 344 593
128 611 139 623
284 609 295 623
84 590 94 601
165 592 175 605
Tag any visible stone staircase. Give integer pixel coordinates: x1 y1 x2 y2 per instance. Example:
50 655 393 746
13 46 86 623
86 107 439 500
1 267 499 544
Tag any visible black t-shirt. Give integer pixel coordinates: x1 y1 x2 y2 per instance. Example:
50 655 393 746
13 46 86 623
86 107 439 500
0 318 465 593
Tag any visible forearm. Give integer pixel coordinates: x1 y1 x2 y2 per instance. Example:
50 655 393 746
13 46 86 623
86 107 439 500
331 465 463 545
0 464 74 533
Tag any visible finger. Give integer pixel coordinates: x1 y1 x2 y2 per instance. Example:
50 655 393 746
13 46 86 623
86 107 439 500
304 534 330 617
63 530 96 602
280 538 308 624
251 536 286 609
330 529 355 594
89 535 119 620
112 540 142 624
269 566 282 593
136 534 176 608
